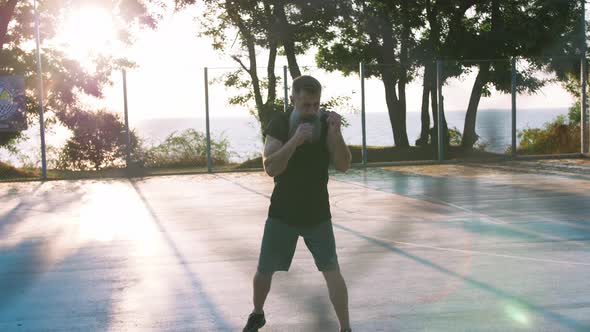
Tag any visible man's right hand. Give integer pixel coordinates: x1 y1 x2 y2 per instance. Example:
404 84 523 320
293 123 314 146
264 123 313 177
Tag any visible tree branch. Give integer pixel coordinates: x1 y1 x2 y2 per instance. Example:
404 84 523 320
224 0 264 110
266 1 278 103
0 0 19 51
231 55 251 75
266 40 278 103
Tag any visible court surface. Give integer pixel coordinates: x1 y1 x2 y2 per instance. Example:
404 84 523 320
1 161 589 331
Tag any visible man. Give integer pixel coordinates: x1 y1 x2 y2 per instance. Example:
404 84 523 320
243 75 352 332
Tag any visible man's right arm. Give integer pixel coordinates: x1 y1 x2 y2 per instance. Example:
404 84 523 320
263 124 312 177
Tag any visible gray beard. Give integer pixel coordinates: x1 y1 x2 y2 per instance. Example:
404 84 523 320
288 110 322 144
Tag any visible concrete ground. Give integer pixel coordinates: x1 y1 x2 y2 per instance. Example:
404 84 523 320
1 161 589 331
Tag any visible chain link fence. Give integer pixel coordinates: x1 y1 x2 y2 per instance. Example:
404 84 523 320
1 56 588 182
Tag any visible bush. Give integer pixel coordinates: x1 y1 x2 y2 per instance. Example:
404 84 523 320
56 109 138 171
137 129 230 168
13 145 63 170
448 127 462 146
517 114 580 154
568 101 581 124
0 161 35 179
447 126 488 151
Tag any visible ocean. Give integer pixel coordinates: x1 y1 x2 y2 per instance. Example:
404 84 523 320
132 108 570 161
1 108 570 166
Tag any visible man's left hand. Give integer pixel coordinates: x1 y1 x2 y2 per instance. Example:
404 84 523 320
326 111 342 134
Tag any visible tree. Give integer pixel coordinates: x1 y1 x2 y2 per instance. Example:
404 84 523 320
452 0 581 148
0 0 160 159
179 0 280 131
317 0 426 147
536 1 588 127
317 0 581 151
56 109 138 170
177 0 345 133
271 0 343 79
414 0 478 146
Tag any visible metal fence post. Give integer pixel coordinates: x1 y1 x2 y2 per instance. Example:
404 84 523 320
359 62 367 165
582 0 589 154
582 56 589 154
34 0 47 179
204 67 212 173
437 60 444 162
122 69 132 167
284 65 289 112
511 57 517 157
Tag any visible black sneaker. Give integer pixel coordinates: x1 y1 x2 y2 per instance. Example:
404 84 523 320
243 312 266 332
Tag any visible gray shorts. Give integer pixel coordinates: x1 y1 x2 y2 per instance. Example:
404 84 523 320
257 217 339 273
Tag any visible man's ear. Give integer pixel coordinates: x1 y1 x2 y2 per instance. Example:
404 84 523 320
289 95 294 105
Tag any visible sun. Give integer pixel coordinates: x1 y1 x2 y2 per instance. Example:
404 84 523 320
55 6 119 70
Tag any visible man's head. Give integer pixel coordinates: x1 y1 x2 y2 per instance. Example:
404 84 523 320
290 75 322 120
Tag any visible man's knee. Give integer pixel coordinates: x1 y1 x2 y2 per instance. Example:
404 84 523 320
322 268 343 282
255 271 274 280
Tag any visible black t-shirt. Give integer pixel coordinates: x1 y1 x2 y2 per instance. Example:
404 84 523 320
265 110 331 227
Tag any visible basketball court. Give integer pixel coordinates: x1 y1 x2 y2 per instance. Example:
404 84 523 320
1 161 589 331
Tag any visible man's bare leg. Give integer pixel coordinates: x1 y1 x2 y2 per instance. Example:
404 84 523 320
252 271 273 314
322 269 351 331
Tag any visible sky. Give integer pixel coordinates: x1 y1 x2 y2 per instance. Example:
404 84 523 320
1 2 578 165
62 4 576 121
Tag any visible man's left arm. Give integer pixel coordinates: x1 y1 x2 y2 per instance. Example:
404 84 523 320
326 111 352 172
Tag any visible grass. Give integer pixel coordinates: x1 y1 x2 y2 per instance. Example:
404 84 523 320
0 163 261 182
0 161 36 180
516 123 580 155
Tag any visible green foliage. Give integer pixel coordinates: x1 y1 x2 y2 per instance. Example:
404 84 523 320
214 69 354 128
138 129 230 168
55 109 137 171
315 0 581 149
0 161 34 179
448 127 463 146
186 0 344 56
0 0 160 149
516 115 580 155
568 101 581 124
447 126 488 151
0 132 24 155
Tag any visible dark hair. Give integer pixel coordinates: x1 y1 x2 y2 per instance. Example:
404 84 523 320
292 75 322 95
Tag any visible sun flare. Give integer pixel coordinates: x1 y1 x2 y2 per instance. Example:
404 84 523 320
55 6 119 69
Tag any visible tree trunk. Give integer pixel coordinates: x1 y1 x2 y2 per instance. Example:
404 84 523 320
380 81 409 148
461 62 491 148
260 34 279 134
378 13 409 147
275 2 301 79
284 40 301 79
394 81 409 147
382 75 401 145
395 0 410 147
430 75 447 139
0 0 18 52
461 0 500 149
226 0 279 137
417 64 432 145
378 66 410 148
245 40 264 112
430 67 449 149
421 0 440 146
